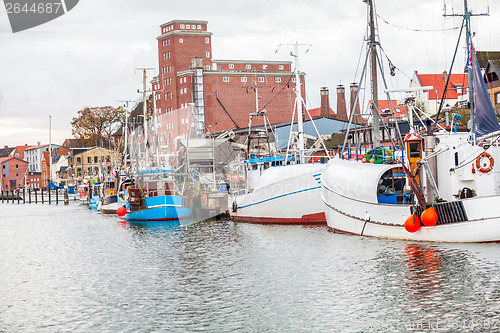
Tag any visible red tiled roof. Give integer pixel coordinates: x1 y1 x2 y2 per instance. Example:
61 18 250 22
307 107 335 118
414 71 468 100
378 100 408 117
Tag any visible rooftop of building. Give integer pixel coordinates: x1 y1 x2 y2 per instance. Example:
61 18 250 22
413 71 468 100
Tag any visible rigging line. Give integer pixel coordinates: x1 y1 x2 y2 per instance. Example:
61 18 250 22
376 14 460 32
378 46 413 80
432 16 466 133
258 72 294 112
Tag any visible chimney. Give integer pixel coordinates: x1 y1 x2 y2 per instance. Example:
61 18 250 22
336 85 348 122
320 87 330 117
442 70 448 83
350 83 361 122
37 141 41 146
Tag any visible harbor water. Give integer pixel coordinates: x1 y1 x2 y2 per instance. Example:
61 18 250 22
1 203 499 332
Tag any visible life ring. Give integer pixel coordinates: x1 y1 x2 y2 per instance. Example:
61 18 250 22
476 152 494 173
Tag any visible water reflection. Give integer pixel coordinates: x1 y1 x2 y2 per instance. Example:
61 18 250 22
1 204 499 332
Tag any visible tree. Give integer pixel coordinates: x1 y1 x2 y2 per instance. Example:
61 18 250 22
71 106 125 147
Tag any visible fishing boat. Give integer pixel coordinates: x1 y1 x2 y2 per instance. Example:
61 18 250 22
228 42 330 224
99 175 125 214
118 69 192 224
77 182 89 205
88 178 102 210
121 170 192 223
321 0 500 242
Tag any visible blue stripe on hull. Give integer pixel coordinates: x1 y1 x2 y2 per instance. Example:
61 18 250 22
237 186 321 209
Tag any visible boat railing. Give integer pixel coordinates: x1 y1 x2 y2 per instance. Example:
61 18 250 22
339 144 406 165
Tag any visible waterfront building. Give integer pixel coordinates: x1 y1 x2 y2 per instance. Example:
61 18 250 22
0 157 29 191
24 143 62 173
410 71 469 116
67 147 120 185
153 20 305 153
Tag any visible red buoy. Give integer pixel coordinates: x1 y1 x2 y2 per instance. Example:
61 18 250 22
404 214 421 233
116 206 127 217
421 207 438 227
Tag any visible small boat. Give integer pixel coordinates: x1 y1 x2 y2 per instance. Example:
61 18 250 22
121 171 192 224
99 175 125 214
77 183 89 205
321 0 500 242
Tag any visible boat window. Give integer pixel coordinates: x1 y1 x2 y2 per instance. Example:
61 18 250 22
408 142 421 158
377 168 407 205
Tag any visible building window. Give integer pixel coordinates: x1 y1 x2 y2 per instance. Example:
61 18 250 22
197 25 201 29
206 52 210 58
246 64 251 70
258 77 264 82
292 78 296 82
184 88 187 93
94 156 98 163
180 89 183 95
179 38 183 43
263 65 268 70
275 77 282 83
229 64 234 69
241 77 247 82
87 156 91 163
279 65 284 70
205 37 210 44
205 65 211 70
223 77 229 82
16 164 18 168
180 24 185 29
186 24 190 29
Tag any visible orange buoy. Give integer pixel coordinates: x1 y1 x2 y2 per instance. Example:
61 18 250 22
116 206 127 217
362 157 367 163
404 214 421 233
421 207 438 227
370 158 375 163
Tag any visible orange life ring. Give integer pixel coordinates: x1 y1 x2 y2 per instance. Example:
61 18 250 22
476 152 494 173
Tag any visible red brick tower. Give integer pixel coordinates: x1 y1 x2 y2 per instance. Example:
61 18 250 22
336 85 348 122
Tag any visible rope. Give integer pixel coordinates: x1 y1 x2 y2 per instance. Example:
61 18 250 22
376 14 461 32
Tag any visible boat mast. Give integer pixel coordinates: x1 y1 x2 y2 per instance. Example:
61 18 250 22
368 0 381 147
49 114 52 189
464 0 475 144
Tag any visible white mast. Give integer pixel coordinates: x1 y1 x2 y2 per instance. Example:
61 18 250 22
49 114 52 188
289 41 310 163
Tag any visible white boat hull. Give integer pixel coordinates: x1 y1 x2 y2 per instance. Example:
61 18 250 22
322 159 500 243
229 163 326 224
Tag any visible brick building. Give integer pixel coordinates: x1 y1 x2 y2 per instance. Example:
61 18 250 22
153 20 305 153
67 147 120 185
0 157 29 191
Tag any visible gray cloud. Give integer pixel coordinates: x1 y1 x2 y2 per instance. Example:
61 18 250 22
0 0 498 146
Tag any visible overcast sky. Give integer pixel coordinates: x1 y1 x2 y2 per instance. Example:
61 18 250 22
0 0 498 147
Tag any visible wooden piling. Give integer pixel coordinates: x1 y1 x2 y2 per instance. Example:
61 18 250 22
22 188 25 204
28 188 32 204
35 188 38 204
41 188 44 204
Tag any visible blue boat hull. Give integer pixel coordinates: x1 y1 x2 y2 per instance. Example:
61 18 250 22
89 195 100 210
125 195 192 222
